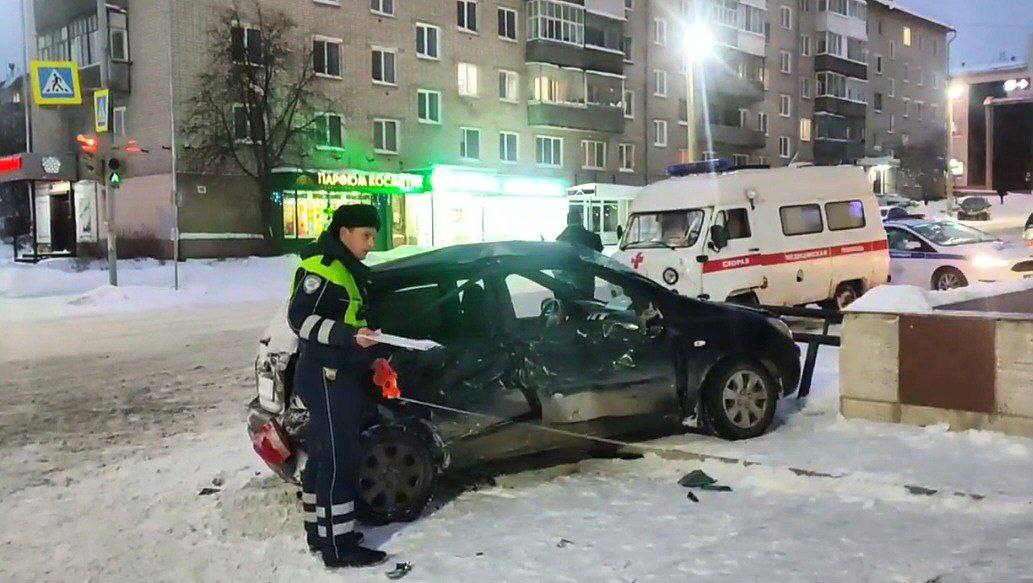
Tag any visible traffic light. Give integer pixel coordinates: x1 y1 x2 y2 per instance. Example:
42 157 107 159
77 133 101 180
107 157 122 187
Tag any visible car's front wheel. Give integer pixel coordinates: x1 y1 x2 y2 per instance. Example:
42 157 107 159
703 361 778 440
932 267 968 291
356 424 436 525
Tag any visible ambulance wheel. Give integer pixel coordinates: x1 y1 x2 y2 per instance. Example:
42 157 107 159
821 282 860 311
932 267 968 291
702 360 777 440
356 425 435 525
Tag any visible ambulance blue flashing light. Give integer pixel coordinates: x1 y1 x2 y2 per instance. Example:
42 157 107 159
666 159 732 176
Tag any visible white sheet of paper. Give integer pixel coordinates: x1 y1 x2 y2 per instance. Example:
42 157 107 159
358 330 442 351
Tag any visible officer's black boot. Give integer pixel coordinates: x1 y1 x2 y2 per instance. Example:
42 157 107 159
322 539 387 568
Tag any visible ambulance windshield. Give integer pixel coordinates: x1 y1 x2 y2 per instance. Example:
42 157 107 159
621 209 705 250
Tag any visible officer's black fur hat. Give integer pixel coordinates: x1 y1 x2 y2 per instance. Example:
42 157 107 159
329 203 381 232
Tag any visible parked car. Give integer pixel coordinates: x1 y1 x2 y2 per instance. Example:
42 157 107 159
885 219 1033 290
880 206 911 221
612 161 889 310
247 242 801 523
876 194 920 208
956 197 992 221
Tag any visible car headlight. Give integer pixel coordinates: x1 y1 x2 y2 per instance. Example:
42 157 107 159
768 317 794 339
972 255 1010 269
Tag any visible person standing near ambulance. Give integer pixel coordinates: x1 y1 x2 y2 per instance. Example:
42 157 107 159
287 203 387 568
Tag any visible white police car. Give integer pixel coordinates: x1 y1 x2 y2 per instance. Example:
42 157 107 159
885 219 1033 290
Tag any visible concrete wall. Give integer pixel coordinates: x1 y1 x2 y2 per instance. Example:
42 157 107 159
840 311 1033 438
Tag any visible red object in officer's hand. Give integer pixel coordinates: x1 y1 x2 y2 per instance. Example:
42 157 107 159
372 358 401 400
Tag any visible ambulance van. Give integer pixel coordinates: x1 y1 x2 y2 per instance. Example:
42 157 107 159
613 161 889 308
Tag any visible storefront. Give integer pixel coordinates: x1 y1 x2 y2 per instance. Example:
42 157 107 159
0 152 82 261
858 157 901 196
566 183 641 246
270 165 569 251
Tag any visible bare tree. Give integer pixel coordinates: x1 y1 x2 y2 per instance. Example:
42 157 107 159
182 2 325 248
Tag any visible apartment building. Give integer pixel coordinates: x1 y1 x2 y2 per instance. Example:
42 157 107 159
4 0 952 260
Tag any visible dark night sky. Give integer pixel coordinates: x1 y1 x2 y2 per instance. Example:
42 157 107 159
0 0 1031 77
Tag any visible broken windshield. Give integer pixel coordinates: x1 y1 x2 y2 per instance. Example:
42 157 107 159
621 209 705 250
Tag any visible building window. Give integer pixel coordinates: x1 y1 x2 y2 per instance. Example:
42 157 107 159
416 23 440 59
816 71 867 102
460 127 482 160
417 89 441 123
711 0 738 28
623 90 634 118
780 94 791 117
231 23 263 65
458 62 479 96
780 51 792 74
371 47 397 85
917 66 923 86
889 78 895 97
903 63 910 84
582 140 606 169
756 155 768 165
739 108 749 128
758 112 768 135
874 92 883 112
799 118 811 142
780 6 792 29
801 77 811 99
498 70 518 102
112 106 126 136
498 7 517 40
875 54 883 74
889 40 896 60
779 136 791 158
500 131 519 163
618 143 634 172
732 154 750 166
527 0 584 45
232 104 260 141
458 0 478 33
373 119 399 153
903 98 910 118
740 4 766 35
621 36 633 61
653 18 667 45
902 26 911 46
653 119 668 147
109 10 129 62
371 0 394 16
313 112 344 149
535 135 563 166
801 35 811 57
889 114 895 133
653 69 667 97
313 37 342 77
915 101 923 121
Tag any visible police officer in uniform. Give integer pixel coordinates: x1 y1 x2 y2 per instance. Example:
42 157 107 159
288 203 387 568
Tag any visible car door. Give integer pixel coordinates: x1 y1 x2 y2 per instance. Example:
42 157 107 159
702 207 766 302
498 265 678 426
885 226 937 286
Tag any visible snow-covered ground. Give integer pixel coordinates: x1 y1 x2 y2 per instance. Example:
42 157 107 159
2 245 1032 582
924 193 1033 239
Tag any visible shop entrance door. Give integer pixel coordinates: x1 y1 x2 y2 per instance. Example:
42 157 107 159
50 194 74 253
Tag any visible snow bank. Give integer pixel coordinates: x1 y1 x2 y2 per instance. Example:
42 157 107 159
847 279 1033 314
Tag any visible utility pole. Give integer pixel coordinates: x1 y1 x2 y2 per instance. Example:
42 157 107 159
97 0 117 285
685 61 697 164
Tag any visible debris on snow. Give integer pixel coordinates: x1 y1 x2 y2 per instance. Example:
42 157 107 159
556 538 575 548
386 562 413 579
197 487 221 496
678 469 717 488
686 491 700 503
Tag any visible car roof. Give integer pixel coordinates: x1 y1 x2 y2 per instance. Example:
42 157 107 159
371 241 600 275
884 218 933 227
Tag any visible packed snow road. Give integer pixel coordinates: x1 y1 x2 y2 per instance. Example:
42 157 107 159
2 302 1032 582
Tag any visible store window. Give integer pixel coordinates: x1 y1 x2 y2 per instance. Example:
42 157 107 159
283 192 376 240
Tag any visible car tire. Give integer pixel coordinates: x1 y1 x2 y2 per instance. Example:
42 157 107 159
702 360 778 440
820 282 861 311
356 424 436 525
932 267 968 291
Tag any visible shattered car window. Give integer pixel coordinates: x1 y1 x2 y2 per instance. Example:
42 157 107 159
505 274 555 318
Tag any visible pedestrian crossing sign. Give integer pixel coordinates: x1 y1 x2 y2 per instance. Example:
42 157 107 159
30 60 82 105
94 89 110 133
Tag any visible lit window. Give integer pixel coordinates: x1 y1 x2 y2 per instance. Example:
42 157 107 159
903 26 911 46
799 118 811 142
458 63 479 96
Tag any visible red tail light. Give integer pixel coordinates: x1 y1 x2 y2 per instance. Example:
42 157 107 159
252 420 292 466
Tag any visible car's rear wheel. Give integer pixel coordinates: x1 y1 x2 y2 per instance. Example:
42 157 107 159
703 361 778 440
932 267 968 291
356 425 435 525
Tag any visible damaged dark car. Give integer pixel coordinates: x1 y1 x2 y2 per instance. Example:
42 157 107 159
247 242 800 524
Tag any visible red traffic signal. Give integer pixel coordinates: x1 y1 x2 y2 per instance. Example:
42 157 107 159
76 134 98 155
124 139 143 154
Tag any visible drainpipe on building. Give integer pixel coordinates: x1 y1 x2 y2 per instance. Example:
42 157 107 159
19 0 37 261
642 0 652 181
945 30 957 216
168 0 180 289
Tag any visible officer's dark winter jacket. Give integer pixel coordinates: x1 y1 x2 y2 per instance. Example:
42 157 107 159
557 224 603 252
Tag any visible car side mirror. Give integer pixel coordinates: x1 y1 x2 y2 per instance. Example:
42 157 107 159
709 224 729 251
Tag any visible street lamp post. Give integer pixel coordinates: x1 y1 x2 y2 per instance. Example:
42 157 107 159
683 22 714 164
946 81 967 217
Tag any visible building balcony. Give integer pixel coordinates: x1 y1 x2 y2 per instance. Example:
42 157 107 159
708 123 767 149
707 68 765 106
525 40 624 75
814 96 868 118
527 102 624 133
814 54 868 80
814 139 866 164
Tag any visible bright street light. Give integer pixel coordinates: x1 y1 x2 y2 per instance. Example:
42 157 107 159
947 81 967 101
683 21 714 63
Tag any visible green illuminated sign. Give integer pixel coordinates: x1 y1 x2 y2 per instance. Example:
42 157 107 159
316 169 424 192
